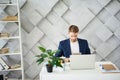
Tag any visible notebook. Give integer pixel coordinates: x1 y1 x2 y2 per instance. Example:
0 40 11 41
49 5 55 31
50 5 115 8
70 54 95 70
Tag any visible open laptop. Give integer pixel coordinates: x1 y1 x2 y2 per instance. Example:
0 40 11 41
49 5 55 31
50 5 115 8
70 54 95 70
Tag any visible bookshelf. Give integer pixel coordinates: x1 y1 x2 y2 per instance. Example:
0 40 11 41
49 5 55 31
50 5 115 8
0 0 24 80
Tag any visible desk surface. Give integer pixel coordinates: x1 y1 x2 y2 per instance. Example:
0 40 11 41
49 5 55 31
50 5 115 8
40 62 120 80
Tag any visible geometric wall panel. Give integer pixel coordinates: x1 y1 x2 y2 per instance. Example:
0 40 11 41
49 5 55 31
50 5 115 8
97 0 111 7
0 22 19 38
24 27 44 50
106 46 120 63
105 0 120 15
20 10 35 33
25 62 42 79
63 6 95 32
96 36 120 58
115 10 120 21
15 0 120 79
105 16 120 32
96 25 113 42
5 5 17 15
86 0 103 14
53 1 68 16
97 9 112 23
24 51 36 66
0 22 5 31
115 58 120 69
18 0 27 8
32 0 59 17
21 2 42 25
31 43 42 55
0 9 8 18
114 28 120 40
0 39 7 48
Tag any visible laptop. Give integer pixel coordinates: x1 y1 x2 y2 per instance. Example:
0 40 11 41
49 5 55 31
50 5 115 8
70 54 95 70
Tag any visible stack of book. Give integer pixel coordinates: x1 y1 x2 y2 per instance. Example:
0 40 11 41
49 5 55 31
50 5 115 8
1 16 18 21
0 48 9 54
0 56 21 71
97 62 120 73
0 32 9 38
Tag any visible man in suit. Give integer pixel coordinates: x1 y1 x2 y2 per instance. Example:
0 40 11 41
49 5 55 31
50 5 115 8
55 25 91 62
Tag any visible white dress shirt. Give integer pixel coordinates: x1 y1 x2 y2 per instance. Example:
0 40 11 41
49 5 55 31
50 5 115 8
70 40 80 55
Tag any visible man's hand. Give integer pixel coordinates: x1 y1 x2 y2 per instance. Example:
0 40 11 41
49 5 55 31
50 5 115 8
64 58 70 62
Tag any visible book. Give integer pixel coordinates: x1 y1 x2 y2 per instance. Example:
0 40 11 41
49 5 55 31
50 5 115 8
0 32 9 37
0 48 9 54
1 16 18 21
10 64 21 69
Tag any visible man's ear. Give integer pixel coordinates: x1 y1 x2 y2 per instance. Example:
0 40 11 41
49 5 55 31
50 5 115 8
68 31 71 34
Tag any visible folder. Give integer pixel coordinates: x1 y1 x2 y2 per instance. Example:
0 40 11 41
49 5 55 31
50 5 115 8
0 63 4 70
0 57 9 70
97 63 120 73
102 64 116 70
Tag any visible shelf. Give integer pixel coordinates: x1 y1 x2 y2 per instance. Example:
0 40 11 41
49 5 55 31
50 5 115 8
0 68 22 72
0 36 20 40
7 79 22 80
0 3 17 5
0 21 18 22
8 67 22 71
0 52 21 56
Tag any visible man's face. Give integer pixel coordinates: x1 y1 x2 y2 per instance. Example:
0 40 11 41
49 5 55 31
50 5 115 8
68 32 78 42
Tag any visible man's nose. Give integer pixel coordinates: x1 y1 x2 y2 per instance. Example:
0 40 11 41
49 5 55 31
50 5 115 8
72 37 76 39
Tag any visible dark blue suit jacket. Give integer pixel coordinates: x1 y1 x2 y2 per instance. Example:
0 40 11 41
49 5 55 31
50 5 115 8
55 38 91 58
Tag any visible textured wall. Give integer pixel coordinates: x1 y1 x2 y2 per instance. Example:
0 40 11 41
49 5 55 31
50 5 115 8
20 0 120 79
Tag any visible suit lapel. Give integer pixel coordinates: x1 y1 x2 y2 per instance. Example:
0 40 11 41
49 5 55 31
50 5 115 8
78 39 82 53
67 39 71 55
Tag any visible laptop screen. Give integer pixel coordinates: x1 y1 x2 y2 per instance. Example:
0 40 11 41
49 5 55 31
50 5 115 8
70 55 95 70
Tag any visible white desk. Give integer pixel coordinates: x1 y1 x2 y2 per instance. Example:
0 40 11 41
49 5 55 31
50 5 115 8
40 62 120 80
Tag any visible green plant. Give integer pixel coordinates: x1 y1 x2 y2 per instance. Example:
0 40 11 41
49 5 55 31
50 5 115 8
36 46 63 68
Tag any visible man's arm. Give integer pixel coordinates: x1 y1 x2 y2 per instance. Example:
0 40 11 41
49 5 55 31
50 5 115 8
55 42 63 57
85 40 91 54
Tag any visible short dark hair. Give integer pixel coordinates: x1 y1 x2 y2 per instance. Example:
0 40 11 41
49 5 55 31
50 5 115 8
69 25 79 33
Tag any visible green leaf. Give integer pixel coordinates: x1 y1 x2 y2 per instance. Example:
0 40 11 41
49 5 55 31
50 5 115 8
36 58 44 65
35 55 41 58
46 49 51 53
56 60 63 68
48 60 53 65
41 53 48 58
38 46 46 52
36 46 63 68
55 50 60 53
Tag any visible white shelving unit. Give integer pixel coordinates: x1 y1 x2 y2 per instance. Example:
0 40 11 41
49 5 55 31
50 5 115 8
0 0 24 80
0 36 20 40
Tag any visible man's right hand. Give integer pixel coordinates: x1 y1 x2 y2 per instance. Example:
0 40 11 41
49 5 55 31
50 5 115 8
64 58 70 62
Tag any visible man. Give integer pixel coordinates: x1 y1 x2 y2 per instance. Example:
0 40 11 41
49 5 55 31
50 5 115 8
55 25 91 62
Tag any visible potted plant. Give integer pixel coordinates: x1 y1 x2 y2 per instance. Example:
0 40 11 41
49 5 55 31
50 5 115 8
36 46 63 73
